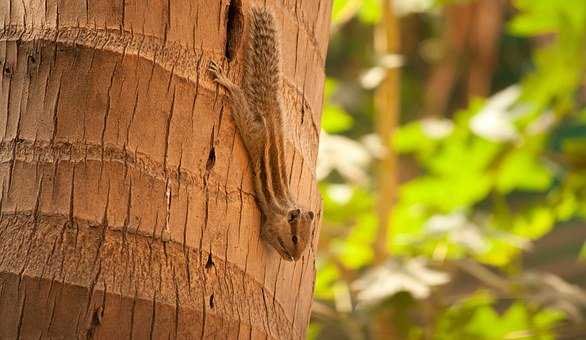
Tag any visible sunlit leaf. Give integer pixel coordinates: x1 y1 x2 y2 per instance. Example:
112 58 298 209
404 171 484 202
321 183 374 225
322 105 354 133
424 213 488 253
400 173 492 211
435 291 495 338
352 258 449 304
533 308 565 330
358 0 381 23
512 206 554 239
393 121 435 154
500 303 529 334
394 0 433 17
317 132 371 183
469 86 521 142
508 2 559 35
324 78 338 98
496 148 553 193
331 0 362 25
322 79 354 133
477 238 522 267
390 203 428 255
556 189 578 221
333 238 373 268
421 118 454 139
437 294 566 339
426 137 501 176
509 0 586 36
335 213 377 268
314 262 340 299
466 305 504 338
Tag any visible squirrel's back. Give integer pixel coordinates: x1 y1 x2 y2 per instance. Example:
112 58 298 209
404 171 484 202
245 6 281 105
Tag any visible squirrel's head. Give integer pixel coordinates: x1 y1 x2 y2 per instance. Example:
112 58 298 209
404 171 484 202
263 208 314 261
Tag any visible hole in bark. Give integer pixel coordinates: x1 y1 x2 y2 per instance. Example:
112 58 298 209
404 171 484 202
224 0 243 62
3 64 12 78
95 305 104 325
209 294 215 308
205 253 214 269
206 147 216 170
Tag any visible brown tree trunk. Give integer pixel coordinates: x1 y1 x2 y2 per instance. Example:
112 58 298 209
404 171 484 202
0 0 330 339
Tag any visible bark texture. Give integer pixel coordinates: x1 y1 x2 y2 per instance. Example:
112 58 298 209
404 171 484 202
0 0 331 338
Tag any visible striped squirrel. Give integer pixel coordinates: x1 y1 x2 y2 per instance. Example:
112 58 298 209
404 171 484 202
208 6 314 261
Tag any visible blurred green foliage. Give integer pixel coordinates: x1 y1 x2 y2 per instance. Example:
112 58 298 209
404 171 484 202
314 0 586 338
434 292 565 340
322 79 355 133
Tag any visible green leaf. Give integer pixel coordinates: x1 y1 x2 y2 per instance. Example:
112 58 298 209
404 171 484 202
335 213 377 268
358 0 381 23
509 0 586 36
555 189 577 221
500 302 529 334
321 184 374 225
392 121 436 155
496 148 553 193
324 78 339 98
400 173 492 211
389 202 428 254
508 5 559 35
314 263 340 299
444 299 566 339
322 104 354 133
322 78 354 133
466 305 504 338
512 206 554 239
533 308 566 329
477 239 521 267
427 137 501 177
331 0 361 25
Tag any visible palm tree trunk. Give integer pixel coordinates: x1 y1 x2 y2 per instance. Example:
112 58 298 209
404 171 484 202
0 0 331 338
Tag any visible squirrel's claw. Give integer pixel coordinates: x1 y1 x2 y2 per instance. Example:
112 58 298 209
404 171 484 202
208 60 222 76
208 61 233 88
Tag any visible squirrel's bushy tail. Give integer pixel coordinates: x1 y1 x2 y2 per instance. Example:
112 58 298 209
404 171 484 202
245 6 281 100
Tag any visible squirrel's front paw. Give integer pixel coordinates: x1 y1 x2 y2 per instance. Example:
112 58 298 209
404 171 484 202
208 60 222 78
208 60 233 88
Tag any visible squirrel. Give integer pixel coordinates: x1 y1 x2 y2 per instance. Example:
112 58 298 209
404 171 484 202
208 6 314 261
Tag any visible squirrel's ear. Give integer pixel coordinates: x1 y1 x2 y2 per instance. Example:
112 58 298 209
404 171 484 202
287 209 301 223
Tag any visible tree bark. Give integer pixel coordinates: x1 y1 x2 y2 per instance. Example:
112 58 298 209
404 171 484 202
0 0 330 339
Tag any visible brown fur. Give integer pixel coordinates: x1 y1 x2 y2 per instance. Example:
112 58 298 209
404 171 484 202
208 6 313 261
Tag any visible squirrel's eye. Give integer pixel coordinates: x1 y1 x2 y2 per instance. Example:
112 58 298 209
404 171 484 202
288 209 300 223
292 235 298 244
